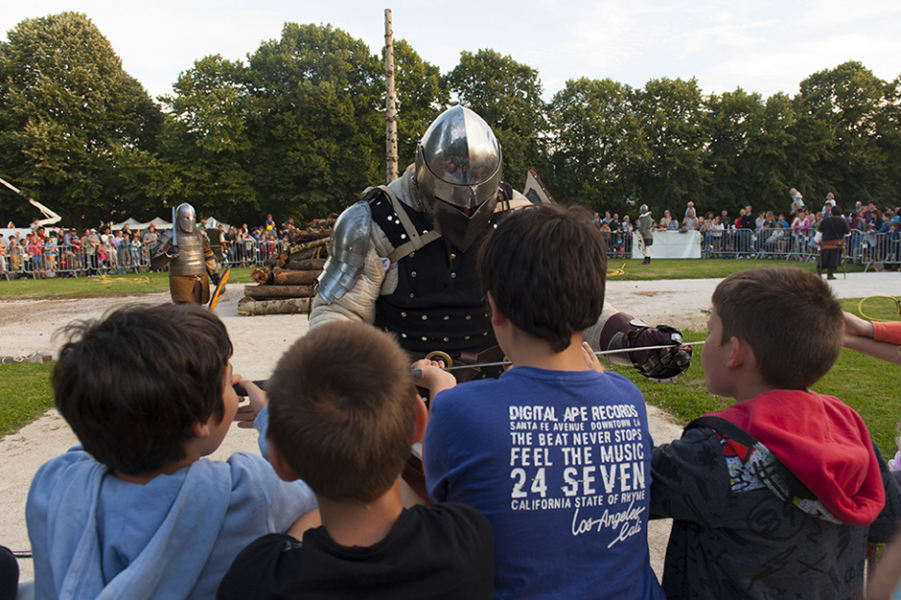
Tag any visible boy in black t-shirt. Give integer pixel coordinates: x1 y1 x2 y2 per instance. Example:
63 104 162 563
218 322 494 600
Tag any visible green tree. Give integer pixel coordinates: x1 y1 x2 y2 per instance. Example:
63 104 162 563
796 61 889 205
547 77 642 212
244 23 383 222
630 78 708 213
390 39 449 167
0 12 163 228
445 49 546 190
700 89 803 216
160 55 256 224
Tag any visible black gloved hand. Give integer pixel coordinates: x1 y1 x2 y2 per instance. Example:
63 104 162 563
599 312 692 383
210 271 221 287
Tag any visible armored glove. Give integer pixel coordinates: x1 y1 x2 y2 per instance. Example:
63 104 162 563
210 270 221 287
599 312 692 383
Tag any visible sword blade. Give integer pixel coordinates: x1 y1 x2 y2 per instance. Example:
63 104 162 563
435 341 705 372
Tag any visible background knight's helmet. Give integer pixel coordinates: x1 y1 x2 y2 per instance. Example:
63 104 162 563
176 203 197 234
414 106 502 251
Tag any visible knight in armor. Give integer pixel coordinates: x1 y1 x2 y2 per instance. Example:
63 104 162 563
152 203 222 304
310 106 691 382
639 204 654 265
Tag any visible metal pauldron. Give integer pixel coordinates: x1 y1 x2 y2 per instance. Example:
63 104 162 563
316 201 372 304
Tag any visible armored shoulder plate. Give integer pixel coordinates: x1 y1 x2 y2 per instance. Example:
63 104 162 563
316 201 372 304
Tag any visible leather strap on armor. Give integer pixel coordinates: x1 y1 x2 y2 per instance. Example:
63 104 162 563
361 185 443 262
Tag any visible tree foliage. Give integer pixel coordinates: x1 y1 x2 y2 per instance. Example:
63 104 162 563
242 23 383 223
446 49 546 190
159 55 256 223
0 12 162 227
390 40 448 167
547 78 641 211
2 14 900 229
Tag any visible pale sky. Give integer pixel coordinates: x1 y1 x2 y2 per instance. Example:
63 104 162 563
2 0 900 103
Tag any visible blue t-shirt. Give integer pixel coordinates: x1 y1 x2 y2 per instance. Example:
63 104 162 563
425 367 665 600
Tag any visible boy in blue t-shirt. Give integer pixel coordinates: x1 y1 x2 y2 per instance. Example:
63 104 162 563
27 304 317 600
417 204 665 600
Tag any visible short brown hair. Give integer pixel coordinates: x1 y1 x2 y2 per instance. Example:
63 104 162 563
53 304 232 475
478 204 607 352
267 322 417 502
712 267 842 389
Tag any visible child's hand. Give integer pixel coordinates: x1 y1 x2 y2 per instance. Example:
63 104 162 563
412 359 456 397
843 311 875 340
581 342 604 373
234 378 268 429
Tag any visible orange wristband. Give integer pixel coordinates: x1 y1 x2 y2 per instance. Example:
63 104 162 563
873 321 901 345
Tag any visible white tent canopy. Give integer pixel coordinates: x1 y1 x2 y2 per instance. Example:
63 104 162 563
111 217 172 231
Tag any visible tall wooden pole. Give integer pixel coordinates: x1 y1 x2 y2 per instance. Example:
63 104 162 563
384 9 399 183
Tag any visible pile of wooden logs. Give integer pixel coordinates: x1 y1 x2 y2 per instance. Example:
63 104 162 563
238 216 336 316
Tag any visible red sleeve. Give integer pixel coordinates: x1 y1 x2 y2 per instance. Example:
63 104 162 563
873 321 901 345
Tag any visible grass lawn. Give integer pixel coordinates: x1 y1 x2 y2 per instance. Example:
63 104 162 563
0 362 55 437
0 267 256 300
0 259 866 301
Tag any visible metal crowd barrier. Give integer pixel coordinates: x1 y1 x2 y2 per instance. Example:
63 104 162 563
6 242 151 279
701 228 899 270
223 239 291 268
600 231 634 259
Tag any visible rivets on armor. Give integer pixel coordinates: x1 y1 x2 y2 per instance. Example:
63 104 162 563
443 316 449 321
401 234 407 240
411 271 417 277
401 312 407 317
450 272 456 279
409 252 415 258
422 230 428 234
464 335 470 340
450 253 456 259
465 316 471 321
493 224 498 229
421 336 428 341
401 333 407 338
409 293 414 298
483 331 488 336
421 315 428 321
443 337 449 342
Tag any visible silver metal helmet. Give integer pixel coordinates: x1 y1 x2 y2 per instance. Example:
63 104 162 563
414 106 502 251
640 204 648 213
176 203 197 235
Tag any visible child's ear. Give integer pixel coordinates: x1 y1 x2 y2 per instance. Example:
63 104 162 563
487 293 506 327
268 439 300 482
412 395 429 444
726 336 750 370
190 420 211 439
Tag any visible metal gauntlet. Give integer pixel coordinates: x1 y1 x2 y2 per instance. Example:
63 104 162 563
599 312 692 383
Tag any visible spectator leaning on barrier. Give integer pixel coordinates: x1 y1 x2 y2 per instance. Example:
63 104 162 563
9 237 22 274
683 201 698 230
143 225 159 259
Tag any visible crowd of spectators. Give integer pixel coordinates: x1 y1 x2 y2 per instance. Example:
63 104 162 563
216 214 294 267
591 194 901 267
0 223 161 280
0 212 306 279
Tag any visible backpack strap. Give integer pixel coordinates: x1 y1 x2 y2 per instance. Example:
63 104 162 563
687 416 816 501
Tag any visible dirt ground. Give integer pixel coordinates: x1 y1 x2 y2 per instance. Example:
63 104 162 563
2 271 899 582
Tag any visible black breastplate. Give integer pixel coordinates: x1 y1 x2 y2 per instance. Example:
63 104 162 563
370 193 497 356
